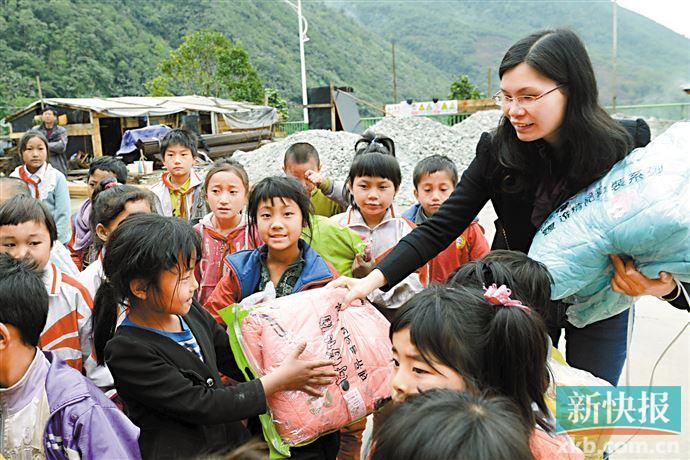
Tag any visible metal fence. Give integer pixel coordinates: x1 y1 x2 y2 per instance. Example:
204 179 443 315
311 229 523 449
604 102 689 121
273 121 309 137
274 103 689 138
274 113 475 137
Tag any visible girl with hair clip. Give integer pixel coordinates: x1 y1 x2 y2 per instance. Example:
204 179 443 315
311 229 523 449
93 213 336 459
387 285 584 460
449 251 613 459
194 159 259 305
333 29 680 386
447 250 555 322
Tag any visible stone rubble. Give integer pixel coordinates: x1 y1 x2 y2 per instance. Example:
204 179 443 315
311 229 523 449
233 110 504 207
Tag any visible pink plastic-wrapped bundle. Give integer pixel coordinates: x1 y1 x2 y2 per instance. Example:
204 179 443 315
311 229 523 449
235 287 392 445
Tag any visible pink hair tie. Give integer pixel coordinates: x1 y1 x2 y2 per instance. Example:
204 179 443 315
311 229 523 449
483 283 531 313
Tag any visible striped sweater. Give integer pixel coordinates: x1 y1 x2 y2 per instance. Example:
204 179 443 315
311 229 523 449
40 263 106 386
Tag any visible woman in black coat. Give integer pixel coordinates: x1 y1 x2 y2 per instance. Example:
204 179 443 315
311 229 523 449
333 29 685 386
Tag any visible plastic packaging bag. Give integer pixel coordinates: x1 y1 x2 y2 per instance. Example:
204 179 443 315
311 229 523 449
529 122 690 327
547 352 612 459
219 286 392 455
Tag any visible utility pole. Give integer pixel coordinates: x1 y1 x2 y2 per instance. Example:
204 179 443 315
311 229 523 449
392 40 398 102
612 0 618 112
297 0 309 123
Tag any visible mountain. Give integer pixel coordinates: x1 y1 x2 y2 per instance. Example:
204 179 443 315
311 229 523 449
1 0 687 121
330 0 690 106
0 0 449 119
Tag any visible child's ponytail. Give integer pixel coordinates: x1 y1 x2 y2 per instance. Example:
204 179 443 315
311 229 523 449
354 129 396 157
481 285 552 432
93 277 122 365
393 284 553 435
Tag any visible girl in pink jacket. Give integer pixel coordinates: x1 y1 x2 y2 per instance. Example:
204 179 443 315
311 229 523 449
194 159 259 305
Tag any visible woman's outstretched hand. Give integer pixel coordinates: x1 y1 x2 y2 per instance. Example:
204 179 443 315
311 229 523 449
328 269 387 306
609 254 675 298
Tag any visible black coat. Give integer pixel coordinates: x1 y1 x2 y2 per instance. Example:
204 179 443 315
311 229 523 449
105 300 266 459
377 119 688 310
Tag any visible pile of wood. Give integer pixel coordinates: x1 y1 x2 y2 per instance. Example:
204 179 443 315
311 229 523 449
0 144 18 176
200 129 273 159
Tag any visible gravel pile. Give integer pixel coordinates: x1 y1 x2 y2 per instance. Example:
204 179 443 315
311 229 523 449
233 110 503 207
451 109 503 140
233 128 360 190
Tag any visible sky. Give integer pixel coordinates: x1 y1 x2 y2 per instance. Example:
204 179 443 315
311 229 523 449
618 0 690 38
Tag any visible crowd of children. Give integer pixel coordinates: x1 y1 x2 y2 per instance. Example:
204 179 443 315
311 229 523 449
1 120 602 460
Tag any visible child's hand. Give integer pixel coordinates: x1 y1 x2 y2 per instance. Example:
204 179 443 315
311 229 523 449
305 170 325 187
260 342 336 397
352 252 375 278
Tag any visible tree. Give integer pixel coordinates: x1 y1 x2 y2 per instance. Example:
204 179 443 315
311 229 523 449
265 88 289 120
146 30 265 104
449 74 483 100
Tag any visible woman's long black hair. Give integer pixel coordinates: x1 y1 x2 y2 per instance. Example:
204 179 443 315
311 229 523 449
494 29 631 196
390 285 552 433
93 213 201 364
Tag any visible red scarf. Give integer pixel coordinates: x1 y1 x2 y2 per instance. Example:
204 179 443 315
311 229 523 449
162 172 195 219
18 166 41 199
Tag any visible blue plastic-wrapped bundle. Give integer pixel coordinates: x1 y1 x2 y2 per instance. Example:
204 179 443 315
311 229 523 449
529 122 690 327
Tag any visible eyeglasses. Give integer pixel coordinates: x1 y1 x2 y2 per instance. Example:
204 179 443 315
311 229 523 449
493 85 564 108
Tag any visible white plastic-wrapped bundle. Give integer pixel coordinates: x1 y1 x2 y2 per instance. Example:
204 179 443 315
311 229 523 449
529 122 690 327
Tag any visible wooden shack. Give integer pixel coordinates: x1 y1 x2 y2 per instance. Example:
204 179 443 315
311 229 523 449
5 96 278 158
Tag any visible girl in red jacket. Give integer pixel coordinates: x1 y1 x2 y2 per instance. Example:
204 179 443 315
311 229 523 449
204 176 342 458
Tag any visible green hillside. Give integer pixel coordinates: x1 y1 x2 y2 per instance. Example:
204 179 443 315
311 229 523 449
1 0 687 121
0 0 450 119
331 0 689 105
118 0 454 106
